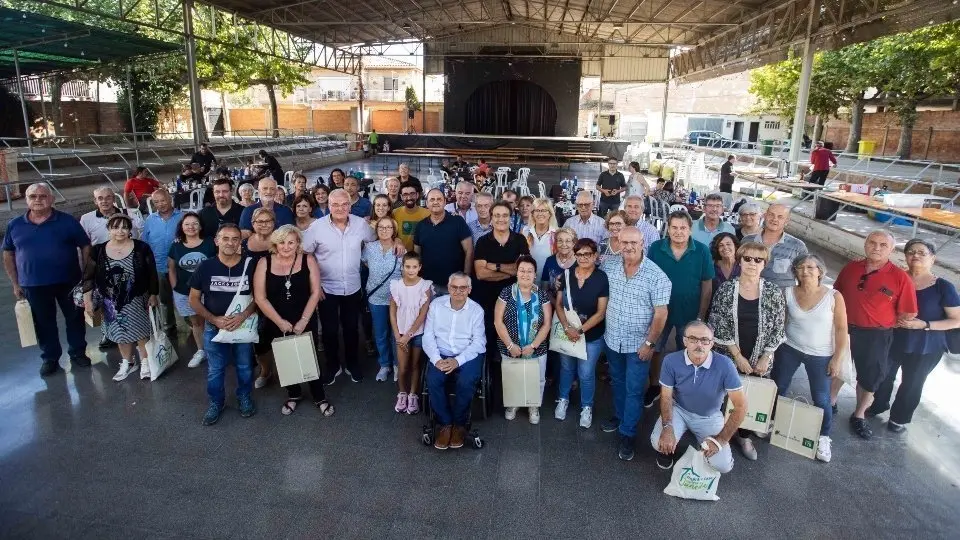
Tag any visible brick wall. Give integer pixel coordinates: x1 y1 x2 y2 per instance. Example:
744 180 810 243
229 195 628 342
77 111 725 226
229 109 267 132
824 110 960 162
35 101 123 136
371 110 441 133
313 109 351 132
277 106 310 131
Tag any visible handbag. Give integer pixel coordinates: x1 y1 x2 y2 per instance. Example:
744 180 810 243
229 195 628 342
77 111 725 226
146 306 179 381
212 257 260 344
548 269 588 360
724 375 777 433
15 299 37 348
663 445 722 501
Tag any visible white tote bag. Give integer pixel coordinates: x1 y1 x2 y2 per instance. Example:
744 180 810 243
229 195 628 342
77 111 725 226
663 445 722 501
548 269 588 360
212 257 260 344
146 306 179 381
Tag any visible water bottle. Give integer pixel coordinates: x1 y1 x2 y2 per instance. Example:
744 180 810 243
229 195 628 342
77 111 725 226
175 176 183 192
689 191 697 205
573 176 579 190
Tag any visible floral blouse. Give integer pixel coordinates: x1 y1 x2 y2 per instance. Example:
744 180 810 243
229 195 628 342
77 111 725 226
496 283 550 359
708 277 786 375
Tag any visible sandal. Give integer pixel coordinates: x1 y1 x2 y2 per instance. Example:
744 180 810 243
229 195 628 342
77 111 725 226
281 399 300 416
315 400 335 417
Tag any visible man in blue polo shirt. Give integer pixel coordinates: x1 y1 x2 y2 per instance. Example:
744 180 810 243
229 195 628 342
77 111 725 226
646 211 715 409
650 321 745 472
3 183 92 376
238 177 294 238
142 189 183 331
691 193 736 248
414 189 473 295
344 176 372 218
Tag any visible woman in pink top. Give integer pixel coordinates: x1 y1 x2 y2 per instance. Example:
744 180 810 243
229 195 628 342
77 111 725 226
389 252 434 414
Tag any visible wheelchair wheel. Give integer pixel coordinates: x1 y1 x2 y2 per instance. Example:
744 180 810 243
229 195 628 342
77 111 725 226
480 357 491 420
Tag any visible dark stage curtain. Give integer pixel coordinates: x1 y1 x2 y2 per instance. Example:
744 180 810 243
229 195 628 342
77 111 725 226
464 80 557 136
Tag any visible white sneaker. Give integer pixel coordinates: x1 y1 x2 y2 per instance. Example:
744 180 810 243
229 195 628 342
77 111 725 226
579 406 593 429
504 407 517 421
187 350 206 368
376 367 390 382
140 362 151 380
554 398 569 421
816 436 832 463
112 360 136 382
254 376 268 389
753 430 770 439
737 436 758 461
529 407 540 425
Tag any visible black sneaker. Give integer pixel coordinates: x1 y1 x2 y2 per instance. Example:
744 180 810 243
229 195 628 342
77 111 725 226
202 403 223 426
239 395 257 418
831 403 838 416
643 386 661 409
655 453 674 470
39 361 61 377
70 355 92 368
850 416 873 440
618 435 635 461
98 336 116 350
887 421 907 433
600 417 620 433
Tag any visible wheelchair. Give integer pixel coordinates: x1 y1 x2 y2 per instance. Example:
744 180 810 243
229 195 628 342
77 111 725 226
419 356 492 449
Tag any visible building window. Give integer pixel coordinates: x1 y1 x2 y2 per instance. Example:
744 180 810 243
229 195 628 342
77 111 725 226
383 77 399 90
763 120 781 130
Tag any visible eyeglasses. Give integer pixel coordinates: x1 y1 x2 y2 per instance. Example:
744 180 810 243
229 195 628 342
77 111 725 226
376 226 394 231
253 219 274 225
740 256 766 264
857 273 870 291
576 203 592 207
684 335 713 345
905 250 930 257
448 285 470 292
575 251 596 257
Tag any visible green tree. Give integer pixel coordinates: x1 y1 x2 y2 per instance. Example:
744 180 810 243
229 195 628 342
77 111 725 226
405 86 421 112
748 53 845 129
817 43 883 153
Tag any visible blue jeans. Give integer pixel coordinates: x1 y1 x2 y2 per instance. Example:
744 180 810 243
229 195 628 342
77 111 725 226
368 303 395 368
22 282 87 362
558 338 604 408
771 343 832 435
427 355 482 426
606 346 651 438
204 323 254 407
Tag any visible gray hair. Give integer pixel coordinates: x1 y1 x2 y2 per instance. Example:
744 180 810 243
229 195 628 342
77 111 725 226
738 202 761 215
791 253 827 283
866 229 895 245
25 182 52 196
704 193 725 203
904 238 937 256
93 185 114 197
554 226 578 243
623 194 645 205
328 188 350 202
448 272 472 288
576 191 594 203
682 319 714 338
475 192 494 203
238 183 255 194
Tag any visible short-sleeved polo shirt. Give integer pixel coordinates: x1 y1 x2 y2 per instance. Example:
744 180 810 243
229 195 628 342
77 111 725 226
741 230 808 288
691 217 736 249
646 238 715 325
413 212 471 286
834 259 918 329
2 210 90 287
659 350 742 416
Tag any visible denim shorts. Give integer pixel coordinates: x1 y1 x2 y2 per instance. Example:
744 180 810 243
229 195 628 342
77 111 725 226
407 334 423 348
173 291 196 317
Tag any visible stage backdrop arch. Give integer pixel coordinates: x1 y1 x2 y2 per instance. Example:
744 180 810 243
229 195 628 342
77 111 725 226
464 80 557 137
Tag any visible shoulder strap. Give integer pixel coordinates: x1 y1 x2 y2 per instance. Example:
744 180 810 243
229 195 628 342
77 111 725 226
368 255 399 297
564 268 574 309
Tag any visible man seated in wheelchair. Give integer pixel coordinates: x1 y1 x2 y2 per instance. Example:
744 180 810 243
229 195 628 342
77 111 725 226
422 272 486 450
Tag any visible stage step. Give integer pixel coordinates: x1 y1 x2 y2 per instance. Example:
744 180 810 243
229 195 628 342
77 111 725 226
567 141 592 153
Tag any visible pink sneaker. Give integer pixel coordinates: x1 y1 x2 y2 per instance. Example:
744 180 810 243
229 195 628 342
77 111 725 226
406 393 420 415
394 392 408 413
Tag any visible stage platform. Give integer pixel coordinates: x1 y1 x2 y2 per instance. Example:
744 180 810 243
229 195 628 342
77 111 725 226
380 133 629 157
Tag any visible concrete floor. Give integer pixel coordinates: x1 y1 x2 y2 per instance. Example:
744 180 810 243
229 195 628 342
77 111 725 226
2 157 960 539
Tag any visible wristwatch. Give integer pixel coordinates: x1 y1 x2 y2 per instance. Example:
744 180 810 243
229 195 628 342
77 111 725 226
644 340 655 348
923 320 930 331
661 420 671 428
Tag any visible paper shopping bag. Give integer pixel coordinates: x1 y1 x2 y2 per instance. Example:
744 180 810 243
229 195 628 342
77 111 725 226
771 396 823 460
501 358 542 408
725 375 777 433
273 333 320 387
15 300 37 348
147 307 179 381
663 446 721 501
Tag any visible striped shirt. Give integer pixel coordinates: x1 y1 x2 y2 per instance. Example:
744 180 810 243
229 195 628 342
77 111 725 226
635 220 661 253
467 219 493 245
601 257 672 353
567 213 609 244
741 230 808 288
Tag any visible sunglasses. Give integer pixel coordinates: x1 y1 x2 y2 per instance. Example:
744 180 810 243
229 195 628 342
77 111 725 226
740 256 766 264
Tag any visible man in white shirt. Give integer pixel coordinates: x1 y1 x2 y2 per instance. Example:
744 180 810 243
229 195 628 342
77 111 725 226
623 195 660 252
567 191 608 244
423 272 486 451
79 186 144 244
444 181 478 223
302 189 376 384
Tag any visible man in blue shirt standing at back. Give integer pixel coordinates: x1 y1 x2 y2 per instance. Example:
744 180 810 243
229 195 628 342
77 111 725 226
142 189 183 331
3 183 92 376
238 177 294 238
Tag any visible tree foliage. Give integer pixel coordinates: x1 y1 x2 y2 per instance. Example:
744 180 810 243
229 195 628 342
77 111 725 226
405 86 421 111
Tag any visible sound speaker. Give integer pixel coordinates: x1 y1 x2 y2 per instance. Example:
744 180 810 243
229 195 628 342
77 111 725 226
408 109 415 119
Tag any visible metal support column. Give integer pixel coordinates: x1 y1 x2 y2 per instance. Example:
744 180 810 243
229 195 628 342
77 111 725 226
12 49 33 155
126 65 140 164
183 0 206 146
422 57 427 134
788 0 819 173
38 77 49 138
659 70 671 146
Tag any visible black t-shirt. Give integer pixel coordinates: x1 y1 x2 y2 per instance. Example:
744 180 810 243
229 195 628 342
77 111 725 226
737 295 760 359
191 151 216 171
188 256 254 317
558 265 610 342
720 161 734 184
597 171 626 203
413 212 471 286
473 231 531 308
263 155 284 181
199 203 244 238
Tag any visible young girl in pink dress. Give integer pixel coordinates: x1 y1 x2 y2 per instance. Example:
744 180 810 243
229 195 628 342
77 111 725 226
389 253 434 414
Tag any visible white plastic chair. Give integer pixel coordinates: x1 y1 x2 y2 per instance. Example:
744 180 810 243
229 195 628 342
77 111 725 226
114 191 127 210
189 188 206 210
538 181 547 200
146 196 155 214
517 167 531 184
283 170 294 190
253 190 261 202
497 166 511 173
494 171 509 198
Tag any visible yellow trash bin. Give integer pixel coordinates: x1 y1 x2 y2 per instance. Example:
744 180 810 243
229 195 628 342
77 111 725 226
857 140 876 159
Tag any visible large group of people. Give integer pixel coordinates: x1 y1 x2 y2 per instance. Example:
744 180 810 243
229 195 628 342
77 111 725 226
6 153 959 471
